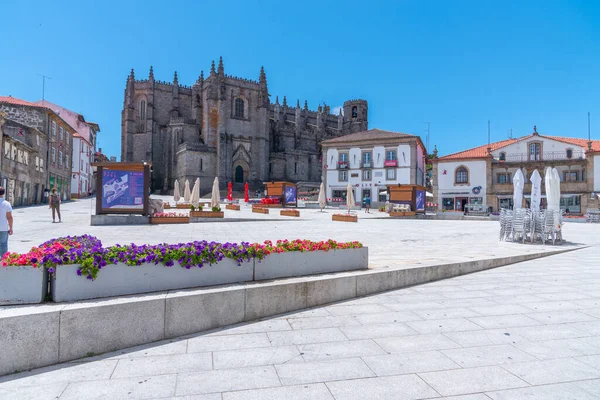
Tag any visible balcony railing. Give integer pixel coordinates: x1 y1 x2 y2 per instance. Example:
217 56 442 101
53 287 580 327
497 151 584 163
362 162 372 168
337 161 348 169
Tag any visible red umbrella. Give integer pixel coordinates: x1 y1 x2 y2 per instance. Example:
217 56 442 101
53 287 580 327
244 182 249 202
227 182 233 201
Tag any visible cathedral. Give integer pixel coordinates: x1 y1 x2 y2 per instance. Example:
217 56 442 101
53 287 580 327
121 57 368 194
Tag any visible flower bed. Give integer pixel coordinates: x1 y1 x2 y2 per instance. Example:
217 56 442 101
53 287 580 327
332 214 358 222
2 237 366 302
280 209 300 217
149 212 190 224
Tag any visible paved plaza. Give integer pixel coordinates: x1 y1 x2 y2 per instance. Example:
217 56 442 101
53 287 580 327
1 246 599 399
2 198 600 399
6 197 599 268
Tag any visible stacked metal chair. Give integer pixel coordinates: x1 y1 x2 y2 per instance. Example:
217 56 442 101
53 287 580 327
531 210 546 245
512 208 531 243
499 209 512 241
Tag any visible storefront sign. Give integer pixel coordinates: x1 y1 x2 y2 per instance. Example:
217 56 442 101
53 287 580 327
284 185 297 204
351 173 359 177
384 160 398 167
472 186 482 194
101 169 145 210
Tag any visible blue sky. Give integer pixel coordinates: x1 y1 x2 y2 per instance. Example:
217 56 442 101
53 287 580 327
1 0 599 159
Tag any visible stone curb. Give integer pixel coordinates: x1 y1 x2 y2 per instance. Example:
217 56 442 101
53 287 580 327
0 246 583 376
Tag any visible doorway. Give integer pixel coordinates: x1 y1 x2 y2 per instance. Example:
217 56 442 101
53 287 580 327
234 165 244 183
455 197 468 212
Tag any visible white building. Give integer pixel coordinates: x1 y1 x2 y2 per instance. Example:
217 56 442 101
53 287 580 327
321 129 427 207
35 101 100 198
432 126 600 214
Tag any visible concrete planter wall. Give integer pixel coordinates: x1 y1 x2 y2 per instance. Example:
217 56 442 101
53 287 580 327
254 247 368 280
51 260 253 302
47 247 368 302
0 266 48 305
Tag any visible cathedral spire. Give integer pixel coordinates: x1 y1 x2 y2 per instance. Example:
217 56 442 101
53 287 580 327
198 70 204 83
296 99 300 108
129 68 135 81
304 100 308 111
275 95 279 105
259 66 266 83
283 96 287 107
148 66 154 81
210 60 216 76
218 56 224 76
173 71 178 85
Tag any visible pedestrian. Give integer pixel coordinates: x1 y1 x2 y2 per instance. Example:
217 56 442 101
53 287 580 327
49 188 62 223
364 196 371 213
0 187 14 258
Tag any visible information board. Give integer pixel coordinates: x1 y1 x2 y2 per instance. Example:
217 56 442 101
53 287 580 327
416 189 425 212
284 185 297 205
101 169 145 210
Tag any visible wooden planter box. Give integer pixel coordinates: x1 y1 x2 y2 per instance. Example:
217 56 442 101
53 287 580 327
149 216 190 224
164 204 172 209
280 209 300 217
389 211 405 217
226 204 240 211
190 210 224 218
175 204 191 209
332 214 358 222
404 211 416 217
252 207 269 214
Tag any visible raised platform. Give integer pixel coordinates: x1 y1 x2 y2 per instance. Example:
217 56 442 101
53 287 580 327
0 246 580 376
90 215 149 226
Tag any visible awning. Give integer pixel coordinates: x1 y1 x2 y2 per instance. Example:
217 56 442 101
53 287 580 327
426 191 434 197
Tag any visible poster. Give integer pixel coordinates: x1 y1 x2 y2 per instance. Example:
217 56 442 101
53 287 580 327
101 169 145 209
416 189 425 211
284 185 297 204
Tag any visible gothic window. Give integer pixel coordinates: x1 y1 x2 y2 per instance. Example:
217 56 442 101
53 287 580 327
351 106 358 118
140 101 146 120
566 149 573 159
235 165 244 183
499 152 506 161
455 166 468 184
235 98 244 118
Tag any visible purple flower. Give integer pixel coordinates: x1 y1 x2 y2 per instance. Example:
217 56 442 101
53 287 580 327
47 267 55 273
76 269 82 276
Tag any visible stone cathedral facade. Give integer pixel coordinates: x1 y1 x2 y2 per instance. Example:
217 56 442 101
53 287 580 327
121 58 368 194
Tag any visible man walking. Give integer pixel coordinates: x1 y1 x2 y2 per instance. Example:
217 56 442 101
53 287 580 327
49 188 62 223
0 187 14 257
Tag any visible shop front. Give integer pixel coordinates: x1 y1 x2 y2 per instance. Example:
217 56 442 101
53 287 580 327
497 194 582 214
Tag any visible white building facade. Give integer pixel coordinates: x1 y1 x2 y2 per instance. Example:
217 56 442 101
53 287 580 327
432 127 600 214
321 129 427 208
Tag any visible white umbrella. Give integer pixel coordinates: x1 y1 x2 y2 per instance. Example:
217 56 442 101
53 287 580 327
551 167 562 231
512 169 525 209
183 179 191 203
346 184 355 214
191 178 200 208
318 182 327 211
173 179 181 203
211 177 220 209
545 167 556 211
530 170 542 212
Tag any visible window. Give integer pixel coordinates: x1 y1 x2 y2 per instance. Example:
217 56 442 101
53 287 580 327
51 121 56 136
81 160 84 171
24 152 28 165
455 166 468 184
499 152 506 161
294 162 298 174
17 149 23 163
234 98 244 118
39 158 44 172
386 150 397 161
339 170 348 181
566 149 573 159
563 171 578 181
362 169 371 181
36 134 40 146
362 151 372 168
332 190 347 201
351 106 357 118
200 158 203 171
529 143 541 161
59 151 63 167
52 147 56 163
339 153 348 162
442 197 455 211
4 142 10 158
59 126 64 141
65 155 69 169
140 100 146 120
386 168 396 180
497 173 512 184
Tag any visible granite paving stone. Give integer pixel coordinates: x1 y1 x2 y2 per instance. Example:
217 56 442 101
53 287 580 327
501 358 600 385
298 339 386 361
441 344 537 368
362 350 460 376
212 346 303 369
267 327 348 346
274 358 375 385
325 374 440 400
111 353 213 378
60 374 177 400
176 366 281 396
339 322 419 339
222 383 334 400
186 333 271 353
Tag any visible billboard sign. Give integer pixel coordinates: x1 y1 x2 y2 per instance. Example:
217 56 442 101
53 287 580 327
101 169 145 210
284 185 297 205
416 189 425 212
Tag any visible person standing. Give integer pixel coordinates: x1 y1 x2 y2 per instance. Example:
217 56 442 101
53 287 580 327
49 188 62 223
364 195 371 213
0 187 14 257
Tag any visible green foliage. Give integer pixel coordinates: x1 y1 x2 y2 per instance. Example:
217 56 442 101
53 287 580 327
212 206 221 212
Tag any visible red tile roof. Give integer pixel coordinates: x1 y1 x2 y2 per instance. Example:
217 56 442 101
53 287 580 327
438 134 600 160
0 96 49 109
321 128 417 144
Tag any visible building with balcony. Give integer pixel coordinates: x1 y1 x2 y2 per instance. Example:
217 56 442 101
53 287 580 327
321 129 427 208
432 126 600 214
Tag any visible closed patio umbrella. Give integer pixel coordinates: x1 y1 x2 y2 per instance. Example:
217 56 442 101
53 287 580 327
318 182 327 211
530 170 542 212
346 184 355 214
211 177 220 209
227 182 233 202
512 169 524 209
183 179 191 203
191 178 200 208
244 182 249 203
173 179 181 204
